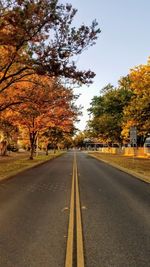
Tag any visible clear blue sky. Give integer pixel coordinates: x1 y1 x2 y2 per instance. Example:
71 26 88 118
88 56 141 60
64 0 150 131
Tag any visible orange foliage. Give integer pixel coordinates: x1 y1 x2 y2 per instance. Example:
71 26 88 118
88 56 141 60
0 75 78 158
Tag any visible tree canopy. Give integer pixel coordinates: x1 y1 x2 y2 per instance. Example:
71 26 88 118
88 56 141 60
0 0 101 157
122 61 150 143
87 59 150 146
1 76 78 158
87 81 133 143
0 0 100 98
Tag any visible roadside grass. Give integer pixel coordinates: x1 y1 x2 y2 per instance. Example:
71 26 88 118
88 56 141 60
88 152 150 183
0 151 65 181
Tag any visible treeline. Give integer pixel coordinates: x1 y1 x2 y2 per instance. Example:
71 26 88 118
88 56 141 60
87 58 150 146
0 0 100 158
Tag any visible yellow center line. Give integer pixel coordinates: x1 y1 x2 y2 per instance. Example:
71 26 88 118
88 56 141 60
65 160 75 267
75 153 85 267
65 152 85 267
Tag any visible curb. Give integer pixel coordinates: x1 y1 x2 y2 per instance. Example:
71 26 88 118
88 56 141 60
88 153 150 184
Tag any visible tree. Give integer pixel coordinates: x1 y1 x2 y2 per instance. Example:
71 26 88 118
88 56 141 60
122 60 150 145
87 79 133 144
0 0 100 102
8 75 79 159
44 125 75 153
73 132 86 148
0 112 19 155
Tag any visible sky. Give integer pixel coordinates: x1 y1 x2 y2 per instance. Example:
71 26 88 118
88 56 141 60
64 0 150 131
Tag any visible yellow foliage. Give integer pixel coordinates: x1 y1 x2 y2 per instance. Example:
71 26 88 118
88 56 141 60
122 58 150 140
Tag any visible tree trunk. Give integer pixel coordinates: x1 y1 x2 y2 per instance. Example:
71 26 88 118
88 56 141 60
54 144 57 154
30 145 34 160
46 145 48 155
0 140 7 156
29 131 37 160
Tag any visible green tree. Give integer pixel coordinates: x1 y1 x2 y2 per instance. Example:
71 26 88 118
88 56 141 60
87 79 133 144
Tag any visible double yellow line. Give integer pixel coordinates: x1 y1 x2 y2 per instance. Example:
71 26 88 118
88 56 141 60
65 152 85 267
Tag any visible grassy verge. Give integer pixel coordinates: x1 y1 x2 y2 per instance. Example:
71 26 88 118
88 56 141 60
0 151 65 182
88 152 150 183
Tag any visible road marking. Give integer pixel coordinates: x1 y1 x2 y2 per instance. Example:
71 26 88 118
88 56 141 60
61 207 69 212
65 152 85 267
75 153 85 267
81 206 87 210
65 161 75 267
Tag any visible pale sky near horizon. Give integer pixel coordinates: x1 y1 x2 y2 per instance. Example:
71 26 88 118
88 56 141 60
64 0 150 131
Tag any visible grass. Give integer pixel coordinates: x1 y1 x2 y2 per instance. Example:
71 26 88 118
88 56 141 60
88 152 150 183
0 150 65 181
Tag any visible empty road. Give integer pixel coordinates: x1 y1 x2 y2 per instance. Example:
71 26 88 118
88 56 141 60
0 151 149 266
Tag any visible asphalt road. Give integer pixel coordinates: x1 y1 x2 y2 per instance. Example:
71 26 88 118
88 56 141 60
0 153 73 267
0 151 150 267
78 152 150 267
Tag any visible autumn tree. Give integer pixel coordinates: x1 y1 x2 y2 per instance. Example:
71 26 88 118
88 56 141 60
73 131 86 148
0 0 100 108
0 112 19 155
43 125 75 153
122 60 150 145
7 75 79 159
